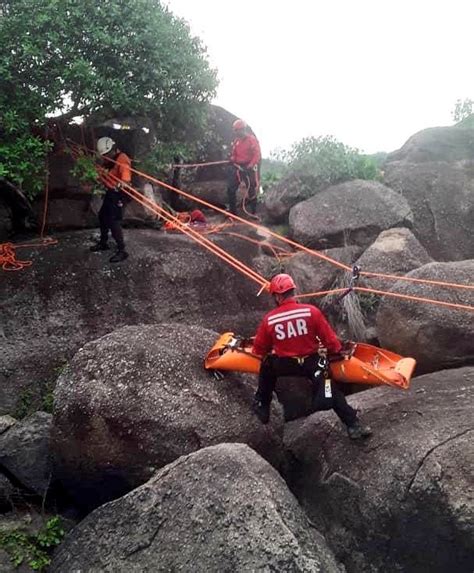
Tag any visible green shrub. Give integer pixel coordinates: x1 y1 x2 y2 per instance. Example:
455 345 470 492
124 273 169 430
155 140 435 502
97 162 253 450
275 135 380 196
0 516 65 571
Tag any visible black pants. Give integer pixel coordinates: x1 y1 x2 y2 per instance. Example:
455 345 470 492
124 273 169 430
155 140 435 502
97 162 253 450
98 194 125 251
256 354 358 426
227 164 259 214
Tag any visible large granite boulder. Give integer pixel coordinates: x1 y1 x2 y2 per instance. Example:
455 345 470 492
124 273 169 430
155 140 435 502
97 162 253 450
263 175 315 223
0 229 270 415
50 443 342 573
52 324 284 509
289 180 413 250
355 227 433 291
376 260 474 373
384 126 474 260
286 245 362 299
284 367 474 573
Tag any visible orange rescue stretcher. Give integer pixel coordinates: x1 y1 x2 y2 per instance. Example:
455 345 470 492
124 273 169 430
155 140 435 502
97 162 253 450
204 332 416 390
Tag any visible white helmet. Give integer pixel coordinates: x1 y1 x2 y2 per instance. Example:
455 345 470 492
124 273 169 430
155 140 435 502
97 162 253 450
97 136 115 155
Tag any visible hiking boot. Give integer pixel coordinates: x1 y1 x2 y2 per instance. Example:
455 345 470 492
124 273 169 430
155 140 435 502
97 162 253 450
90 243 109 252
109 250 129 263
347 421 373 440
253 399 270 424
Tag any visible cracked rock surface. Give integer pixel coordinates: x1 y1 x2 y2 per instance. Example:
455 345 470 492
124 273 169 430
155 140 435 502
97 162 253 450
284 366 474 573
52 324 284 510
50 443 342 573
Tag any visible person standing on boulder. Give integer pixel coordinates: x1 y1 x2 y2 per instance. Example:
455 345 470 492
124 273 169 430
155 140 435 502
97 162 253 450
252 273 372 440
90 137 131 263
227 119 261 215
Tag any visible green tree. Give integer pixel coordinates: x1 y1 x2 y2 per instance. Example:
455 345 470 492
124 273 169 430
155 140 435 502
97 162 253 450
275 135 379 195
0 0 217 198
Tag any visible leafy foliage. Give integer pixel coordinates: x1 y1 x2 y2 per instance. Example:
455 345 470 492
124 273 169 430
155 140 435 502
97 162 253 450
0 0 217 196
280 136 379 186
264 136 380 198
260 158 286 190
0 516 65 571
0 112 52 200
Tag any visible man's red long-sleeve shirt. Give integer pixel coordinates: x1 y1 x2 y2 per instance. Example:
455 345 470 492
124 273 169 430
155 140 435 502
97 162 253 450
230 134 261 169
252 298 342 357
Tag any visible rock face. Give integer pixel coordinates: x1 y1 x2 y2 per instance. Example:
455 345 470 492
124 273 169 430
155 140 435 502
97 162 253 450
184 180 234 209
286 245 362 298
0 229 270 415
50 443 342 573
376 260 474 373
52 324 284 508
284 367 474 573
0 412 52 496
386 125 474 163
289 180 413 249
355 227 433 291
263 175 314 223
384 126 474 260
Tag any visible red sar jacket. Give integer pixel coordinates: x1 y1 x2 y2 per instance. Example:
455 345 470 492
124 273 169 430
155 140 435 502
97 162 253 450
230 134 261 169
252 298 342 357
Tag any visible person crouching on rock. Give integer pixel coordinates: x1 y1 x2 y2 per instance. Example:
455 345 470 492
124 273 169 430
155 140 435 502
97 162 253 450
227 119 261 215
90 137 131 263
252 273 372 440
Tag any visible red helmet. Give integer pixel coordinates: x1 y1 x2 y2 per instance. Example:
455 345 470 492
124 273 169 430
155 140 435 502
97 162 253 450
232 119 247 131
269 274 296 294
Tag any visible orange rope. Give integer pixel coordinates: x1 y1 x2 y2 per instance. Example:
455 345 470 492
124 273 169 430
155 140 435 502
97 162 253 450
297 288 349 299
172 160 230 169
0 238 57 272
98 171 268 289
144 172 474 291
68 139 352 272
128 168 352 270
1 141 55 271
354 286 474 312
360 270 474 291
71 142 474 307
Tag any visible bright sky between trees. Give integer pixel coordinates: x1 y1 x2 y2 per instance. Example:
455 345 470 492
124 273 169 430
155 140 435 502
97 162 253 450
166 0 474 156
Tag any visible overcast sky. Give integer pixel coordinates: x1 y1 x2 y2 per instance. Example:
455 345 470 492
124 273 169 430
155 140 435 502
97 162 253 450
166 0 474 156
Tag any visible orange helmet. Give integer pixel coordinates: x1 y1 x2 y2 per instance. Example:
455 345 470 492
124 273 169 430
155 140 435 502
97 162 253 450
232 119 247 131
269 274 296 294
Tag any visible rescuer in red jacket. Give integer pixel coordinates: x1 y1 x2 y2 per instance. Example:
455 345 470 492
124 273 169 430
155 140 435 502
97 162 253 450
252 273 372 439
227 119 261 215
